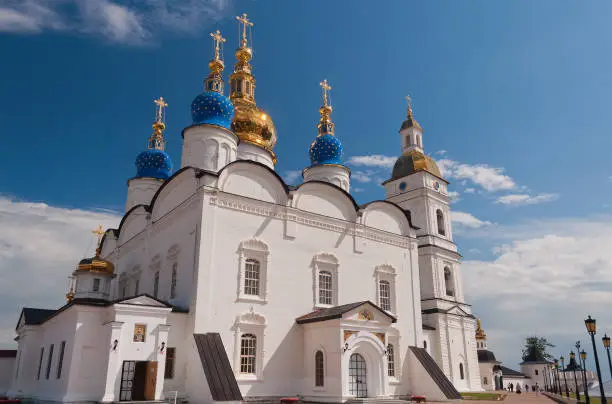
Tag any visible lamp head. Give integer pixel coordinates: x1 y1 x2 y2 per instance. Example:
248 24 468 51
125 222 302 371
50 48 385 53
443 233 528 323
570 351 575 360
580 350 587 361
585 315 597 334
603 333 611 348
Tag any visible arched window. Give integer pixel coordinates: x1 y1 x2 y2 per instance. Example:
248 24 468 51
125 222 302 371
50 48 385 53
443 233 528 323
244 259 260 296
318 271 333 305
134 279 139 295
379 280 391 311
423 340 427 350
170 263 178 299
459 363 465 380
436 209 446 236
405 135 411 147
153 271 159 298
387 344 395 377
444 267 454 297
315 350 324 387
240 334 257 374
483 376 488 385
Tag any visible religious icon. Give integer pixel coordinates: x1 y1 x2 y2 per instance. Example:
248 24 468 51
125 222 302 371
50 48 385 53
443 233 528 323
358 310 373 321
134 324 147 342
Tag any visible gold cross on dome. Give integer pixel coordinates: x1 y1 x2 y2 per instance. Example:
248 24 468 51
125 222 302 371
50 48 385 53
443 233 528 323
405 95 413 110
210 30 226 60
236 13 253 48
154 96 168 123
92 225 105 247
320 79 332 106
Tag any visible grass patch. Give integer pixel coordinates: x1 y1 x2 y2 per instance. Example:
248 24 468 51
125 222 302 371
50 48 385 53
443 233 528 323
460 392 505 400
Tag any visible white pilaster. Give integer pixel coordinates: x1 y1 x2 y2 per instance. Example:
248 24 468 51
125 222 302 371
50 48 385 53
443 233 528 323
101 321 124 402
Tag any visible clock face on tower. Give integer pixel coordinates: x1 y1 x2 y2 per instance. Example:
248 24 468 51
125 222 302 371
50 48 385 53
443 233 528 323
433 181 440 191
399 182 407 191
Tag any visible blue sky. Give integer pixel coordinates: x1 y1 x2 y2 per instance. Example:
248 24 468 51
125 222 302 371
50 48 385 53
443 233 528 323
2 0 612 374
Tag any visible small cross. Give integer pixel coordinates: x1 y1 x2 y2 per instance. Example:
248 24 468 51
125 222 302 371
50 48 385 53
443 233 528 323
154 96 168 123
210 30 226 61
405 95 412 110
92 225 105 247
320 79 332 106
236 13 253 48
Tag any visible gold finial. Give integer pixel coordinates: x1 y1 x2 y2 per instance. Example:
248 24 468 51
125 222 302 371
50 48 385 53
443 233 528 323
92 225 105 248
210 30 226 61
405 95 413 117
236 13 253 48
317 79 335 136
320 79 332 107
154 96 168 124
149 97 167 150
475 318 487 340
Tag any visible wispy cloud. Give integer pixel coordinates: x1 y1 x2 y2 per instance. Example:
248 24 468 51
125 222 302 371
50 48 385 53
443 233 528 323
496 193 559 206
451 211 492 229
438 159 516 192
435 150 448 156
348 155 396 169
0 196 120 347
0 0 231 44
282 170 301 184
448 190 460 203
352 170 373 183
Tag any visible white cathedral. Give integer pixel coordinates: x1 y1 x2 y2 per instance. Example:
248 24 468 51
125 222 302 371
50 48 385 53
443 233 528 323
6 14 482 404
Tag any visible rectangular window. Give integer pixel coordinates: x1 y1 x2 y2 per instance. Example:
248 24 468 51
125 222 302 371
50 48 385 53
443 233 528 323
379 280 391 311
318 271 333 305
135 279 139 295
165 347 176 379
244 259 260 296
56 341 66 379
133 324 146 342
387 344 395 377
36 347 44 380
240 334 257 374
153 271 159 298
92 278 100 292
45 344 54 380
170 264 177 299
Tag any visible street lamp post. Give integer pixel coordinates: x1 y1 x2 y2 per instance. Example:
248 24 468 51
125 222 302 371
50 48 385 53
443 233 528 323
581 349 591 404
561 356 570 397
585 315 607 404
571 351 581 401
603 334 612 390
555 359 562 395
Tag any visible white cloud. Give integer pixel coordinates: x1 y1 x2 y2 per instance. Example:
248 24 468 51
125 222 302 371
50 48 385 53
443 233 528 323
353 187 364 193
435 150 448 156
496 193 559 206
0 197 120 347
438 159 516 192
451 211 492 228
352 171 373 183
283 170 301 184
464 188 476 194
448 190 460 203
462 216 612 369
0 0 230 44
348 155 396 169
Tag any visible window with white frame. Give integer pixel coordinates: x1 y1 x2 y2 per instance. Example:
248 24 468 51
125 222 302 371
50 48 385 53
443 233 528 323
379 280 391 311
387 344 395 377
313 253 339 308
237 240 269 302
318 271 333 305
375 265 397 313
244 259 260 296
444 266 455 297
240 334 257 374
436 209 446 236
234 310 266 381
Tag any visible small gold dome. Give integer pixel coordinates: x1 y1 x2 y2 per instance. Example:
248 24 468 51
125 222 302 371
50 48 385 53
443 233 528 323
231 102 277 151
391 149 442 179
475 319 487 340
76 250 115 275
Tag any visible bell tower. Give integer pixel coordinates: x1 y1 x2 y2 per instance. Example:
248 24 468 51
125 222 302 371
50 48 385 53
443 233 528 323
384 97 481 391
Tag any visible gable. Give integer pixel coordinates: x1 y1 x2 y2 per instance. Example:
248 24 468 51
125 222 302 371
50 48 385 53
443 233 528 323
344 302 396 324
296 301 396 325
114 294 171 308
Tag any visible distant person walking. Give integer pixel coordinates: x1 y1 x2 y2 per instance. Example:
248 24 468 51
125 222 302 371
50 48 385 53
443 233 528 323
536 383 540 396
525 384 529 393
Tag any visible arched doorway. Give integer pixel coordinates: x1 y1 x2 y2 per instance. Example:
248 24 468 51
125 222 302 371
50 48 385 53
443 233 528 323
495 375 500 390
349 353 367 398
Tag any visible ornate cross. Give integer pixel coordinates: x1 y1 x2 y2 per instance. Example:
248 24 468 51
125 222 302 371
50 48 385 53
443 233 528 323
210 30 226 60
320 79 332 106
92 225 105 247
236 13 253 48
405 95 413 111
154 96 168 123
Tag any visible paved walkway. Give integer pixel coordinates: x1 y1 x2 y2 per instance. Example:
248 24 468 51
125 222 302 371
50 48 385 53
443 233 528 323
469 391 555 403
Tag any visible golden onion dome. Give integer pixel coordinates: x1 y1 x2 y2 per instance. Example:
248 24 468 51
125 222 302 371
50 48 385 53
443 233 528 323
391 149 442 179
76 249 115 275
475 319 487 340
231 102 277 152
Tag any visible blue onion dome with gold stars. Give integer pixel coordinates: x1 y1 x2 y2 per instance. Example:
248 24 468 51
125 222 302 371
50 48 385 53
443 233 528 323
309 79 345 166
135 97 173 180
191 30 235 129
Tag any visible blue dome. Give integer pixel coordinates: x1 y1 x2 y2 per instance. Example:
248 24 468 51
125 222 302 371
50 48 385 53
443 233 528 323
309 134 344 166
135 149 173 180
191 91 234 129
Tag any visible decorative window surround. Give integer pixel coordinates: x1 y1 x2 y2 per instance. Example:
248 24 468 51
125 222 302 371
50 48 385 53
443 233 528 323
314 348 326 390
233 309 266 382
387 332 401 383
375 265 397 315
312 253 339 309
237 239 270 303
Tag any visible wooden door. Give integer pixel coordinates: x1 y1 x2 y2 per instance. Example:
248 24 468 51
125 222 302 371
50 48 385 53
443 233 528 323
144 361 158 400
